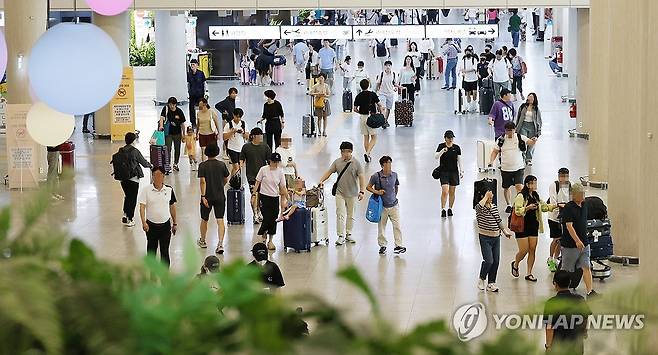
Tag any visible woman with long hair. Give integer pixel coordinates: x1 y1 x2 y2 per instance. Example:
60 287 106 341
399 55 417 104
195 98 221 162
508 48 526 101
406 42 422 92
515 92 542 166
511 175 557 282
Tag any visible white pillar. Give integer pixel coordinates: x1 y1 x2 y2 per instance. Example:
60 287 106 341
92 12 130 137
155 11 187 104
565 8 578 99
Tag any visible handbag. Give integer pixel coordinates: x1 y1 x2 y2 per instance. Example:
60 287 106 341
331 161 352 196
229 170 242 190
432 166 442 180
509 204 525 233
313 95 326 109
365 173 384 223
150 130 165 146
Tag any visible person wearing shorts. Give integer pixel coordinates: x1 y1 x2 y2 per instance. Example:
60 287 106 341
375 60 398 128
547 168 572 271
196 98 221 163
353 79 385 164
489 121 537 214
197 144 230 254
435 130 463 218
560 183 598 298
222 108 249 176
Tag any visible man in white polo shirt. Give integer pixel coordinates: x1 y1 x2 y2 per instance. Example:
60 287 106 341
138 166 178 268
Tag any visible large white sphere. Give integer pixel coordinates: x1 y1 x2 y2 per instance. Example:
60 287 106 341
28 23 123 115
26 102 75 147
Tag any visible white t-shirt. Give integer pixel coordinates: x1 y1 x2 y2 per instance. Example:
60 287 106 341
137 184 176 224
377 71 398 95
406 51 422 67
419 39 434 54
549 183 572 221
256 166 286 197
223 119 248 153
275 146 296 176
340 62 354 78
495 134 530 172
461 56 478 82
491 58 512 83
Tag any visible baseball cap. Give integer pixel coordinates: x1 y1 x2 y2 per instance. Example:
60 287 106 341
444 130 455 138
252 242 268 261
500 88 512 97
250 127 263 136
281 132 292 141
190 59 199 64
270 152 282 162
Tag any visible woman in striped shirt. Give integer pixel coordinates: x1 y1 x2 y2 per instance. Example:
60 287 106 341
475 190 513 292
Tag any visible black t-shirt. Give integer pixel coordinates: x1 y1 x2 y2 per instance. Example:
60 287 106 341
524 194 540 230
197 159 230 201
262 100 285 121
436 143 461 172
160 106 186 136
543 290 591 346
187 70 206 97
353 91 380 115
561 201 589 248
239 142 272 182
249 260 285 287
214 97 236 122
481 51 496 62
477 62 490 78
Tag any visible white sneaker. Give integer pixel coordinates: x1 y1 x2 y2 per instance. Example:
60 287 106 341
477 279 486 290
486 283 499 292
335 236 346 246
125 219 135 227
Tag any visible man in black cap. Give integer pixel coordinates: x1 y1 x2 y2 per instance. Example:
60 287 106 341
249 242 285 288
240 127 272 224
187 58 208 128
318 141 366 246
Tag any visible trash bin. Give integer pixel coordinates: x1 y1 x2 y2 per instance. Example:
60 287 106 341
57 141 75 172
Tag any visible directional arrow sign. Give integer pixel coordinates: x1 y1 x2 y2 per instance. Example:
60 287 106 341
425 24 499 39
208 25 280 40
280 26 352 40
352 25 425 40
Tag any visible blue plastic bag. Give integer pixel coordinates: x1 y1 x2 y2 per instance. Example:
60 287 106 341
151 130 165 146
365 194 383 223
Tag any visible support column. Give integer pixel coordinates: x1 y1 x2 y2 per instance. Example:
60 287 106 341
564 8 578 98
92 12 130 138
5 0 47 104
155 11 187 105
575 9 589 134
587 0 610 185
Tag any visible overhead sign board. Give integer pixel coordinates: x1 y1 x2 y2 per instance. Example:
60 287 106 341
280 26 352 40
352 25 425 40
425 24 498 39
208 26 280 40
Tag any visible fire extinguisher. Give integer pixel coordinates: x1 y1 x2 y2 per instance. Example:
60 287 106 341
569 103 577 118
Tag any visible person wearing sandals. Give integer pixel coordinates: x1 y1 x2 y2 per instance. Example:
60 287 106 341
252 153 289 251
475 190 514 292
311 72 331 137
511 175 557 282
197 144 230 254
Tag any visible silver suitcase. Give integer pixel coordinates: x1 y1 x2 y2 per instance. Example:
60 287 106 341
311 207 329 246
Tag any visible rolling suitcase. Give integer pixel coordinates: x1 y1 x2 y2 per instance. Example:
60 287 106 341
149 145 171 173
302 99 317 137
342 90 353 112
390 38 398 47
394 88 414 127
240 67 250 85
227 188 245 225
473 177 498 209
453 88 467 114
479 78 495 115
272 64 284 85
311 206 329 246
476 139 496 172
587 219 613 260
283 207 312 252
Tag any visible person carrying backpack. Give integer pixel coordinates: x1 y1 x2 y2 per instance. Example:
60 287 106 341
546 168 572 272
372 39 390 71
112 132 152 227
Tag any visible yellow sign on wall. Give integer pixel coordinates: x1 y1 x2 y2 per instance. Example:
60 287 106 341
6 104 40 190
110 67 136 141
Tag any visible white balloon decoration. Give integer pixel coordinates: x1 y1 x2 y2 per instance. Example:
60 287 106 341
26 102 75 147
28 23 123 115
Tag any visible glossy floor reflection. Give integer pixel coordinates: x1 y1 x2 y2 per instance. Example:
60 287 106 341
0 32 636 344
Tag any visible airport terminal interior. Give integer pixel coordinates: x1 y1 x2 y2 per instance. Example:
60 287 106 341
0 1 656 354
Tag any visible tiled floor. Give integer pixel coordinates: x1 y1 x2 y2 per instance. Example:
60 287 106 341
0 21 637 342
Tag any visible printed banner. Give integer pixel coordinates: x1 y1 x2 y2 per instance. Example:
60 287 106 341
110 67 136 141
6 104 40 189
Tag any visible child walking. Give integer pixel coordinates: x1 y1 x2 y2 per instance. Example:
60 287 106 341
183 126 198 170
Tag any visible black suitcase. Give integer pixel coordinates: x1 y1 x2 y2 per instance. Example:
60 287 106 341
227 188 245 225
390 38 398 47
283 208 312 253
479 87 494 115
473 178 498 209
342 91 353 112
587 219 613 260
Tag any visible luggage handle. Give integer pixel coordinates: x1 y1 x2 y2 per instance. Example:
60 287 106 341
398 86 411 101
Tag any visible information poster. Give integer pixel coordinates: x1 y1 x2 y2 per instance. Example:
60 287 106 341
6 104 39 189
110 67 136 141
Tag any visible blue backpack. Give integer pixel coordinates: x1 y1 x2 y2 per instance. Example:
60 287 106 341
365 173 384 223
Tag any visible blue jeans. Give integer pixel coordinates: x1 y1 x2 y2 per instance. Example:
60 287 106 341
479 235 500 283
444 58 458 87
511 31 520 47
518 121 537 162
549 61 562 73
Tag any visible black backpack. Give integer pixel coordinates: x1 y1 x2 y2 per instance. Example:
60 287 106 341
585 196 608 220
111 146 134 181
375 40 387 57
547 181 571 204
497 133 526 152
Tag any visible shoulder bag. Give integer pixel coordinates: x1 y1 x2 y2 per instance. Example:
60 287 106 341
331 161 352 196
365 172 384 223
509 198 526 233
